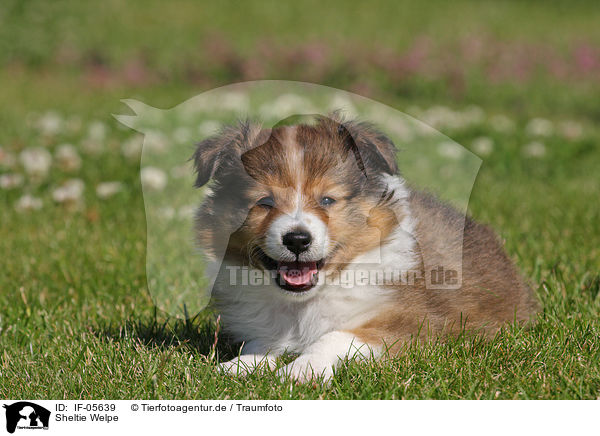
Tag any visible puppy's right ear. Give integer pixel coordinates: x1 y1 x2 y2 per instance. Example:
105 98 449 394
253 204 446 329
192 121 261 187
192 136 226 188
191 124 245 187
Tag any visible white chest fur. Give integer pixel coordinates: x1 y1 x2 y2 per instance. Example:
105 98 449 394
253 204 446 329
211 175 417 354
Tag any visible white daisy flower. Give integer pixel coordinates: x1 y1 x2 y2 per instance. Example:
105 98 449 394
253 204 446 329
88 120 108 141
55 144 82 172
20 148 52 181
327 93 357 118
15 195 43 212
80 121 109 155
178 204 196 219
422 106 456 129
426 105 482 131
437 141 464 160
472 137 494 157
96 181 124 199
36 111 63 136
523 141 547 158
198 120 221 137
219 92 250 112
526 118 554 137
489 114 515 133
414 120 437 137
144 130 169 152
52 179 85 203
157 206 176 220
141 167 167 191
462 105 485 125
121 135 143 161
0 173 24 189
260 94 317 119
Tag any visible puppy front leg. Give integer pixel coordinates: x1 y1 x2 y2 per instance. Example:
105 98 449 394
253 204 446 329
219 341 279 376
277 331 379 383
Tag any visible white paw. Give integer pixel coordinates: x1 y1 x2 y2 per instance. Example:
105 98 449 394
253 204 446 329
218 355 273 376
277 355 335 383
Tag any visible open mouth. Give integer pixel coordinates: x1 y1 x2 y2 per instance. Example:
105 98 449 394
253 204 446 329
257 249 324 292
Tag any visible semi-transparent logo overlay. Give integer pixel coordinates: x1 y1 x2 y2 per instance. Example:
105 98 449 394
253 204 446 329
115 81 481 318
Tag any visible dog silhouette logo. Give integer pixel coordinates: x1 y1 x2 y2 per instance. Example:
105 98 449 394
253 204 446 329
2 402 50 434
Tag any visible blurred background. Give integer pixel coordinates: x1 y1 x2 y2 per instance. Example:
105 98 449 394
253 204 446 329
2 0 600 117
1 0 600 399
2 0 600 310
2 0 600 315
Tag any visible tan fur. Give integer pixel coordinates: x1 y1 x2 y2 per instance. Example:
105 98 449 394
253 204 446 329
349 191 539 351
193 115 540 355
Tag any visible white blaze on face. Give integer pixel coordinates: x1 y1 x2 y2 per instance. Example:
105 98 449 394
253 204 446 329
264 190 329 263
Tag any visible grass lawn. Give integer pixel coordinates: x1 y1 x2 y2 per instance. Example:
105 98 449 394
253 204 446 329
1 0 599 399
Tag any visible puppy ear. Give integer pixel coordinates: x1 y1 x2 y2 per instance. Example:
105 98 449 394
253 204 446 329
362 127 399 175
192 122 256 187
192 136 225 188
337 123 367 178
342 121 399 176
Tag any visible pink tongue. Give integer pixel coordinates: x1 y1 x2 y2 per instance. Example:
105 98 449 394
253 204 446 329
278 261 318 287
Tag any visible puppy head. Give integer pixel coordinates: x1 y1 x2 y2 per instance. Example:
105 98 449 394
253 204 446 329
194 115 402 295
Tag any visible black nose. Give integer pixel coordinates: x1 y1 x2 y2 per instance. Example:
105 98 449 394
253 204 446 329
282 231 312 255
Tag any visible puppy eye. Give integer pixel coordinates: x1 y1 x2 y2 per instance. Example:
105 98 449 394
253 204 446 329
320 196 336 207
256 196 275 208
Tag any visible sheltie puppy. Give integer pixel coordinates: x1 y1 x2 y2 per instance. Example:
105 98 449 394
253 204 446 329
193 114 539 381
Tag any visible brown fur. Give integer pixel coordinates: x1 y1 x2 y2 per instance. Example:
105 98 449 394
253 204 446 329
194 117 401 269
349 191 540 351
193 115 540 353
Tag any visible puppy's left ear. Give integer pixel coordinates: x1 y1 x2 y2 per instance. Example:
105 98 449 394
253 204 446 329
343 121 399 176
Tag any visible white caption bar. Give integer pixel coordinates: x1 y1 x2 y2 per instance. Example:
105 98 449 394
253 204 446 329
0 400 595 435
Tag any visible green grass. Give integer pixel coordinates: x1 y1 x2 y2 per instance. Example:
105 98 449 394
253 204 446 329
1 0 600 399
2 144 599 399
